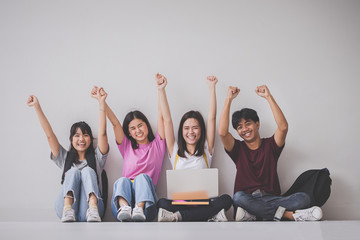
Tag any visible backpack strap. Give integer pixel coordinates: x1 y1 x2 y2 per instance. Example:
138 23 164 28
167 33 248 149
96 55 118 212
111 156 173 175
174 153 209 170
203 153 209 168
174 154 179 170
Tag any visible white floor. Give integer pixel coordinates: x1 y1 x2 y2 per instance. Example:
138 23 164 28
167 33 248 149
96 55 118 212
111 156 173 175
0 221 359 240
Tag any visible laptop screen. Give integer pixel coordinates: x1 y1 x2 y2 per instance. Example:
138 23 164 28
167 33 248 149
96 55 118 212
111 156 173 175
166 168 219 200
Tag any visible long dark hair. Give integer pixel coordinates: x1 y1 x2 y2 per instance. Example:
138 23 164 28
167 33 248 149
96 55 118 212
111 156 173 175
61 121 98 184
123 111 155 149
177 110 206 158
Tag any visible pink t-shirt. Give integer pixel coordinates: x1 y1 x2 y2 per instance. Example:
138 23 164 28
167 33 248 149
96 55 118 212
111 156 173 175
117 133 166 186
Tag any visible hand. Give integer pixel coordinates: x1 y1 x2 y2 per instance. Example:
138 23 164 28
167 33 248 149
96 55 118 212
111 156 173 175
206 76 218 87
97 87 107 103
155 73 167 89
91 86 99 100
227 86 240 100
27 95 40 108
255 85 271 99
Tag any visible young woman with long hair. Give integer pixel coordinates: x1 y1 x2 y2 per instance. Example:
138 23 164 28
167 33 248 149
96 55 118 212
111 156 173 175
155 73 232 222
27 88 109 222
91 85 166 222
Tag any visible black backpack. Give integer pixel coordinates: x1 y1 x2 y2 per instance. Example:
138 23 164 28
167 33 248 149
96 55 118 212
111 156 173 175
282 168 332 207
101 170 108 214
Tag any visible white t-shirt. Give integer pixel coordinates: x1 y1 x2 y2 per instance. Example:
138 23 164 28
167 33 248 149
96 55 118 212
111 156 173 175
169 142 213 170
50 145 108 195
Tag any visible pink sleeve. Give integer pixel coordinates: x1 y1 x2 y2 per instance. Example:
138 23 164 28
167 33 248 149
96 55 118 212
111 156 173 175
117 135 130 157
155 132 166 157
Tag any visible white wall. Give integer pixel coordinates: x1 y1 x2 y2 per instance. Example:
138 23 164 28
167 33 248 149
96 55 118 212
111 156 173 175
0 0 359 221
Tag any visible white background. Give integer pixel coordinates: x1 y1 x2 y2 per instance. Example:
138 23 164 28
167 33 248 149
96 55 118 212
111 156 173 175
0 0 359 221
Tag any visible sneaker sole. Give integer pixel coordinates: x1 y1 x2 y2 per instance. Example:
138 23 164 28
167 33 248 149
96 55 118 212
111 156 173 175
132 215 146 222
312 207 323 221
61 218 75 223
117 213 132 222
87 217 101 222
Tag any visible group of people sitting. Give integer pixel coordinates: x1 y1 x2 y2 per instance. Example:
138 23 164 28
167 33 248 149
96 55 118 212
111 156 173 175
27 73 323 222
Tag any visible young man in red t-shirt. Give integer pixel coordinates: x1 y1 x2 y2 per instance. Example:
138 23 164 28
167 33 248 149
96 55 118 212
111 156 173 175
218 85 323 221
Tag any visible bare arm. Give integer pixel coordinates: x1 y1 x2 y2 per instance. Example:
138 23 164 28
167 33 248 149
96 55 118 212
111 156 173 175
91 86 125 145
27 95 60 157
156 73 175 156
91 87 109 154
157 92 165 140
218 87 240 152
255 85 288 147
206 76 218 155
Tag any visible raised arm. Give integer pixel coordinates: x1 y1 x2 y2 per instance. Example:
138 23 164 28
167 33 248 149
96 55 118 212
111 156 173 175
206 76 218 155
156 73 175 156
157 86 165 141
255 85 288 147
218 86 240 152
91 86 125 145
27 95 60 157
90 87 109 154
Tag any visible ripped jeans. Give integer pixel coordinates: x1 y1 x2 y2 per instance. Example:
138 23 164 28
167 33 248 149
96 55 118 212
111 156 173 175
233 190 310 220
111 174 158 221
54 167 104 222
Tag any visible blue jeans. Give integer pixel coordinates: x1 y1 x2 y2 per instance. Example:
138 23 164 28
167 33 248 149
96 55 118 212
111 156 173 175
233 191 310 220
54 167 104 222
111 173 158 221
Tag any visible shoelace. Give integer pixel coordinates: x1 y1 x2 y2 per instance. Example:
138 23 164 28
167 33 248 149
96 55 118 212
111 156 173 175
87 207 99 217
119 205 131 213
296 209 314 221
63 208 75 219
133 207 143 215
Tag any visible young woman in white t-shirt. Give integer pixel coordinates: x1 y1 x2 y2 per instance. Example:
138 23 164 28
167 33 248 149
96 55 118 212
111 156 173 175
155 73 232 222
27 88 109 222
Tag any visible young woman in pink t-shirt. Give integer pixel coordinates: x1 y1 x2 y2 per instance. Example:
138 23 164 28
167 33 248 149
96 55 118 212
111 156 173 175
91 86 166 222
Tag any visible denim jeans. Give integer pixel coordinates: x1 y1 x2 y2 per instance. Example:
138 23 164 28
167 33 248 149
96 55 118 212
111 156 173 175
233 191 310 220
157 194 233 221
111 173 158 221
54 167 104 222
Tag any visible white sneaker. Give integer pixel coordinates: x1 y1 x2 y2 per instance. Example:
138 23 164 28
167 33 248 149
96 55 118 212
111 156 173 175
208 209 228 222
117 205 132 222
293 206 323 221
235 207 256 221
132 206 146 222
61 208 75 222
158 208 177 222
86 207 101 222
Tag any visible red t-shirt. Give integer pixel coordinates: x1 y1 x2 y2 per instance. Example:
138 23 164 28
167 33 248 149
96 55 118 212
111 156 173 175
225 135 284 196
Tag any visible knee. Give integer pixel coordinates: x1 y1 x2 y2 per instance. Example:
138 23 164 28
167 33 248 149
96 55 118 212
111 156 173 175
233 191 250 207
219 194 233 209
81 166 96 176
134 173 151 182
64 168 81 179
114 177 132 188
133 174 154 186
292 192 311 209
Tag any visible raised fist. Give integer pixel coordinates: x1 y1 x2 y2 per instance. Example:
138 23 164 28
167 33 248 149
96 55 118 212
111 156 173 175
155 73 167 89
227 86 240 100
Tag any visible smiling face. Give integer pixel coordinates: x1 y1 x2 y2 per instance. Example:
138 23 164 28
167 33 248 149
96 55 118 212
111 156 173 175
236 118 260 143
182 118 201 147
71 128 91 154
128 118 149 145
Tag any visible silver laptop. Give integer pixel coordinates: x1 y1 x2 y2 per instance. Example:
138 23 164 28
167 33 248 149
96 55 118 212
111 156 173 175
166 168 219 200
